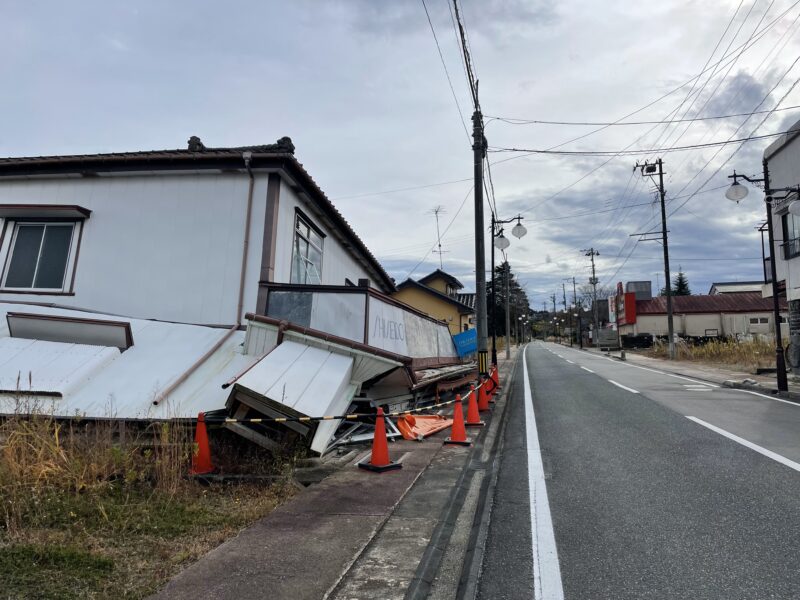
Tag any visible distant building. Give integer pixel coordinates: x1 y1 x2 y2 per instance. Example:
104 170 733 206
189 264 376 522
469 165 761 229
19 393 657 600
708 281 764 295
393 269 475 335
615 291 787 340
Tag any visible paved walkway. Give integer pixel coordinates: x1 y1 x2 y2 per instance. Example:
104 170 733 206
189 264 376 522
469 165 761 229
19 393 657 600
152 348 520 599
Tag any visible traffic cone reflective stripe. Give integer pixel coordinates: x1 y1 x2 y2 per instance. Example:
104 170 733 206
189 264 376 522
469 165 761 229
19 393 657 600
465 384 485 428
359 407 402 473
190 412 215 475
444 394 471 446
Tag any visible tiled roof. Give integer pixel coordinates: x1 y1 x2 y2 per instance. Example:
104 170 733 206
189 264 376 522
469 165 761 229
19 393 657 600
0 138 396 293
419 269 464 290
396 279 475 313
636 292 786 315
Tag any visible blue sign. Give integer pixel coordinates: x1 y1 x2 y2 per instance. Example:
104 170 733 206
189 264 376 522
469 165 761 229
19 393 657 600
453 328 478 358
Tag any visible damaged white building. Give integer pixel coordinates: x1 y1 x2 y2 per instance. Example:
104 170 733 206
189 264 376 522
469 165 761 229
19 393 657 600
0 137 473 453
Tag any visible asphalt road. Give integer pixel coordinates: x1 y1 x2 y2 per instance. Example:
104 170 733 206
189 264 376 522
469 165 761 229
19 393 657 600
478 342 800 599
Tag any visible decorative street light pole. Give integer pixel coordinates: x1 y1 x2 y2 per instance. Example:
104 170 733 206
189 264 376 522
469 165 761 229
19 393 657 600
491 215 526 363
725 162 800 393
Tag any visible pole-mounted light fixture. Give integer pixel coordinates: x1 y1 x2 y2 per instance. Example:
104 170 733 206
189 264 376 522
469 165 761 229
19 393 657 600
725 165 800 393
494 231 510 250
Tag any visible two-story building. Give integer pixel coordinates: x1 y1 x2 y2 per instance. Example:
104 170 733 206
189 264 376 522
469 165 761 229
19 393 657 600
392 269 475 335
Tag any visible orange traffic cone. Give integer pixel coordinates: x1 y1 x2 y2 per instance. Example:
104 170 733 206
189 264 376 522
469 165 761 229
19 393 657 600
444 394 471 446
478 377 491 412
359 407 402 473
492 364 501 390
190 412 215 475
465 384 485 428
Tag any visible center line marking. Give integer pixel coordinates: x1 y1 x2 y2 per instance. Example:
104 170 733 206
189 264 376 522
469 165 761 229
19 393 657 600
581 366 594 373
565 360 575 364
686 416 800 472
608 380 639 394
523 347 565 600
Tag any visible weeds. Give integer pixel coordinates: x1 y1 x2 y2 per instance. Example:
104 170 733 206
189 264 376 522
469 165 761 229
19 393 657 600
0 412 296 598
646 337 776 371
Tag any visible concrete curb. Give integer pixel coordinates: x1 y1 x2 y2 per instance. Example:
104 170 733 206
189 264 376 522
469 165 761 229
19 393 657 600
458 348 521 599
403 351 519 600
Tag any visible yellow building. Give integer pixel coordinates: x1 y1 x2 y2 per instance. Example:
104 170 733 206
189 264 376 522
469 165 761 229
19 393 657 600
392 269 475 335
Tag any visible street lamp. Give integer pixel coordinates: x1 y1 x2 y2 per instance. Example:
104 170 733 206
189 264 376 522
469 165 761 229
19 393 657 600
725 166 800 393
491 215 526 363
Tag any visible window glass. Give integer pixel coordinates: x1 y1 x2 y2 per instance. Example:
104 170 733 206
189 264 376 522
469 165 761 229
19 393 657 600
290 214 323 285
34 225 73 288
4 223 75 290
749 318 758 324
5 225 44 288
759 317 769 324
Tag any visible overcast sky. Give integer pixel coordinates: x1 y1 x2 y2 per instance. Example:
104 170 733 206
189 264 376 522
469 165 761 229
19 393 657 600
2 0 800 306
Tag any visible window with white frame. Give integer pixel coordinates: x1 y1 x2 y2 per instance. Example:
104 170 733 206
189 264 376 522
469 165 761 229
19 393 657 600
2 222 79 292
290 213 323 284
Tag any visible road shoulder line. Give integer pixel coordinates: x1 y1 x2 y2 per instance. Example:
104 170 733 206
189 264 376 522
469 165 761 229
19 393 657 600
686 416 800 472
523 346 565 600
608 380 639 394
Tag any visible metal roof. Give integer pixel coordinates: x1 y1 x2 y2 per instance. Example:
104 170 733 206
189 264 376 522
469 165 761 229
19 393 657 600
636 292 786 315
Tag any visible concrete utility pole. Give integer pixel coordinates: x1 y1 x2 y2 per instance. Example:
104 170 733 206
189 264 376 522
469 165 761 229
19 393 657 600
472 111 488 375
504 262 511 359
572 276 582 349
635 159 675 360
584 248 600 337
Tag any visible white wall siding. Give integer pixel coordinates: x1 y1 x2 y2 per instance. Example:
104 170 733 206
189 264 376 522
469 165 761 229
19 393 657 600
0 173 268 325
768 138 800 299
272 181 373 287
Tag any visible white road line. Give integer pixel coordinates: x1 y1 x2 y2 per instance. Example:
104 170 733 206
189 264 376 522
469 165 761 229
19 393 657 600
607 380 639 394
685 416 800 472
615 362 720 388
741 389 800 407
565 360 575 364
581 366 594 373
522 347 565 600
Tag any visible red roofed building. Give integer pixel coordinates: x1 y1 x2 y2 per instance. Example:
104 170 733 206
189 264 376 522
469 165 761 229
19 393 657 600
616 290 787 340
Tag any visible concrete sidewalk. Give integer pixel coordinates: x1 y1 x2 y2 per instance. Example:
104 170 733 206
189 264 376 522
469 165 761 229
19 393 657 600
152 348 520 600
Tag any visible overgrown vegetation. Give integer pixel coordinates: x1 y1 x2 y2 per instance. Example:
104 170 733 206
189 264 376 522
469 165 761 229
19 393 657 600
0 412 297 599
646 337 776 371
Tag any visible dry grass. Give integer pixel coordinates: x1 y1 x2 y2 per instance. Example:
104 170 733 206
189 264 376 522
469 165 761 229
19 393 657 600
0 412 297 599
645 338 777 371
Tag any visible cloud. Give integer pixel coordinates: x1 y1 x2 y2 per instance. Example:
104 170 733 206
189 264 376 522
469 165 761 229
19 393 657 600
700 71 771 118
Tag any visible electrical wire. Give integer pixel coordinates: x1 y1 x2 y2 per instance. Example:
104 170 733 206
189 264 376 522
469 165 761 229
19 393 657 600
421 0 471 144
485 104 800 127
488 128 795 156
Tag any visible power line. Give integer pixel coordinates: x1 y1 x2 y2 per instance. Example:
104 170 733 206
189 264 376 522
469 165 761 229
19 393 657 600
485 104 800 127
489 0 800 174
331 177 471 201
451 0 478 109
421 0 471 143
487 129 795 156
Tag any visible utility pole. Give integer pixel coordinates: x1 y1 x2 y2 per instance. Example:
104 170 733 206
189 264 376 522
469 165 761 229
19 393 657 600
635 159 675 359
472 111 488 375
504 262 511 359
572 276 583 349
561 282 568 347
583 248 600 340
